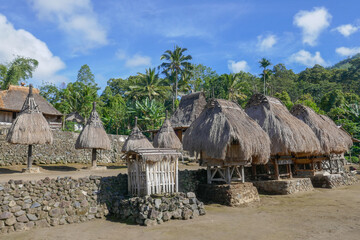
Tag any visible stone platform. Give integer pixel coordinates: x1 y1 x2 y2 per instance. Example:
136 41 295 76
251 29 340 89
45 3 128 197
252 178 313 195
196 182 260 206
311 172 358 188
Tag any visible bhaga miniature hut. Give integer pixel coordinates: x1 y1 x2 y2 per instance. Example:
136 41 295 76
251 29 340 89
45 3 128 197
291 104 353 174
183 99 271 184
6 84 53 172
75 102 111 168
170 92 206 142
245 94 321 179
153 111 182 150
122 118 180 196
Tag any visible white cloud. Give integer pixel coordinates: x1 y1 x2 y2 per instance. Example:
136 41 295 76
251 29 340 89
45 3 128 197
257 34 277 51
335 47 360 56
116 50 151 68
0 14 66 84
334 24 358 37
227 60 249 73
289 50 326 67
30 0 107 53
293 7 332 46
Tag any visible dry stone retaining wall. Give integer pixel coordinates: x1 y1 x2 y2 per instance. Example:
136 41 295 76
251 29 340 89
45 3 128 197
311 173 358 188
252 178 314 195
0 129 126 166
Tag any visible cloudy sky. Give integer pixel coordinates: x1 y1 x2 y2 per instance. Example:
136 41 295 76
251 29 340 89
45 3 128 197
0 0 359 90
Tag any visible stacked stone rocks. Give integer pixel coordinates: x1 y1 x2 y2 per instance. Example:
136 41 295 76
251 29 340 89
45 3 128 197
0 130 126 166
311 172 358 188
110 192 206 226
252 178 314 195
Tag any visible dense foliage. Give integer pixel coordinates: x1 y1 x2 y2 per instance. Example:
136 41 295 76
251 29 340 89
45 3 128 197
4 51 360 162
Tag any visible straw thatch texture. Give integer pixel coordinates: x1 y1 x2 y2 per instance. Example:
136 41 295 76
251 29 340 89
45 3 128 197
66 112 84 123
245 94 321 156
183 99 271 164
170 92 206 129
0 85 62 116
6 85 53 145
122 120 153 153
75 103 111 150
291 104 353 154
128 148 181 162
153 116 182 149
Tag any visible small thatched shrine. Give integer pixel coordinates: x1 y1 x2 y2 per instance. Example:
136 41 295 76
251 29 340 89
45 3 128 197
153 111 182 149
291 104 353 173
170 92 206 141
6 84 53 172
122 118 180 196
75 102 111 168
183 99 271 184
245 94 321 179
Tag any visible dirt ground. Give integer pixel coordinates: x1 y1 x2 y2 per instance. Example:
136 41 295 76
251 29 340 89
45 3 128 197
2 177 360 240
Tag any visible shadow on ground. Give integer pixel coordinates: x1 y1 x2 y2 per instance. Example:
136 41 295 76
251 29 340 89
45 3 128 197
40 165 78 172
0 168 22 174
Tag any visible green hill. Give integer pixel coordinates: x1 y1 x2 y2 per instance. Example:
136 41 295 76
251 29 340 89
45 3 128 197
330 53 360 70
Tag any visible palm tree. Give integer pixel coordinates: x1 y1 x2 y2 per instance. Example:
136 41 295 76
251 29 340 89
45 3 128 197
160 46 192 110
258 58 271 95
0 57 38 90
223 73 247 102
127 68 170 101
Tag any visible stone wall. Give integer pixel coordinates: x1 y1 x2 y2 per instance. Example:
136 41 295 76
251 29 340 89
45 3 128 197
0 129 127 166
196 182 260 206
252 178 314 195
311 173 358 188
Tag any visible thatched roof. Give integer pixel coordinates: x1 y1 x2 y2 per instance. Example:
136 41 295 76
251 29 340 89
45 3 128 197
127 148 181 162
0 85 62 116
66 112 85 123
183 99 271 164
153 112 182 149
245 94 321 156
75 102 111 150
339 126 360 143
170 92 206 129
291 104 353 154
6 84 53 145
122 117 154 153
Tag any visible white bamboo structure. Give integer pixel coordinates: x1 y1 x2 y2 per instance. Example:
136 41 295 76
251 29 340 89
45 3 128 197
126 148 181 197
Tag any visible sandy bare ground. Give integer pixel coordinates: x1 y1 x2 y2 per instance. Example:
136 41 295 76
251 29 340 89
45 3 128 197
3 178 360 240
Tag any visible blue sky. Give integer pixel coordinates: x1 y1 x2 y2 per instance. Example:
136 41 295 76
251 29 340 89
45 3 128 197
0 0 359 91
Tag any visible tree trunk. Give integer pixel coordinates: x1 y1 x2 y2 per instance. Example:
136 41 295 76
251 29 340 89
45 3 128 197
175 70 178 109
92 149 97 168
263 69 266 95
27 145 33 169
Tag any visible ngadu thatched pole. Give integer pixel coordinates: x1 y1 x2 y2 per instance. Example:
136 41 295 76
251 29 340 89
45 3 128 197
75 102 111 168
6 84 53 170
122 117 153 153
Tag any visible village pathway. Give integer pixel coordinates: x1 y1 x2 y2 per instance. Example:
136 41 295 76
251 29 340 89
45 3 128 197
3 178 360 240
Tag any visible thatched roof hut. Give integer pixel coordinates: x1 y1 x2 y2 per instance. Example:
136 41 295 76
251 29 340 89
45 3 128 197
75 102 111 151
122 117 154 153
291 104 353 154
153 111 182 149
66 112 85 124
7 85 53 145
170 91 206 129
245 94 321 157
183 99 271 165
6 84 53 170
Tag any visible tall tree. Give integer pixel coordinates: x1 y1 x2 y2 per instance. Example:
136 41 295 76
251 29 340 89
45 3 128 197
160 46 192 110
77 64 95 85
0 57 38 89
258 58 271 95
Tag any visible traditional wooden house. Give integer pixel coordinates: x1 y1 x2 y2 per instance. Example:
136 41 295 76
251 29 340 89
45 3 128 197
75 102 111 168
245 94 321 179
0 85 62 128
153 111 182 150
170 92 206 142
183 99 271 184
6 85 53 172
291 104 353 173
122 118 180 196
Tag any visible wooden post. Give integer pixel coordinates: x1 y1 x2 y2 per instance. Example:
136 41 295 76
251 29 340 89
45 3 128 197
241 165 245 183
92 149 97 168
175 158 179 193
274 159 280 180
207 165 211 184
127 159 131 195
251 165 257 180
27 144 33 169
226 166 231 184
146 164 150 195
288 164 292 178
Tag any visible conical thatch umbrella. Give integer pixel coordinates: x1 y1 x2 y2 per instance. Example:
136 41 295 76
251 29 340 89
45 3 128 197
122 117 153 153
75 102 111 168
6 84 53 170
245 94 321 156
183 99 271 165
291 104 353 154
153 111 182 149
